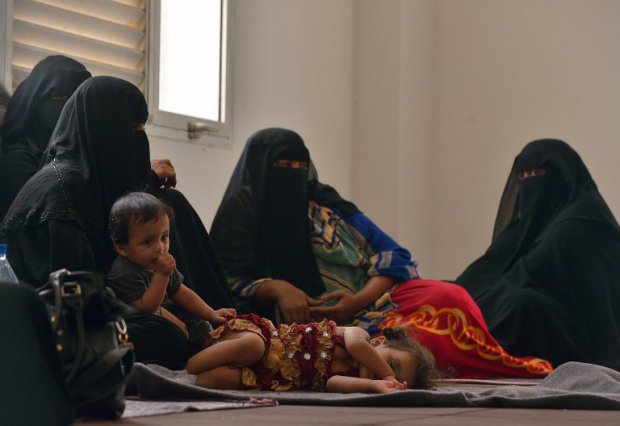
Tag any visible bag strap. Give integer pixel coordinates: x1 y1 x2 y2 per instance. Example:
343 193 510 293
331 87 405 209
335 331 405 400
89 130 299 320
71 345 134 393
45 269 87 383
67 296 86 383
70 345 134 417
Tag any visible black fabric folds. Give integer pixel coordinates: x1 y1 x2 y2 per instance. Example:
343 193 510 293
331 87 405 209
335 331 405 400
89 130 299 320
154 187 236 309
456 139 620 370
2 76 150 283
0 55 91 220
0 283 74 425
0 77 202 368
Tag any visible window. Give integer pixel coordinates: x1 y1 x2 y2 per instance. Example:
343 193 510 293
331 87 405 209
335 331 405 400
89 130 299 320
0 0 231 145
147 0 231 144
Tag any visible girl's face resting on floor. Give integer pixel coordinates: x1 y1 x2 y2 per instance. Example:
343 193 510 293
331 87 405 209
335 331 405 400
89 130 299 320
115 214 171 270
358 340 417 386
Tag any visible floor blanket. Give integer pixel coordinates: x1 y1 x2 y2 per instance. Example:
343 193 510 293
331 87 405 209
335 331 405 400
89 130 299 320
123 398 276 418
128 361 620 410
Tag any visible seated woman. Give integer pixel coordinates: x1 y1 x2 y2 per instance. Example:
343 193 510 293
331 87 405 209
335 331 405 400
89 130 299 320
0 76 235 369
456 139 620 371
0 55 231 311
0 55 91 220
210 128 552 379
210 128 419 325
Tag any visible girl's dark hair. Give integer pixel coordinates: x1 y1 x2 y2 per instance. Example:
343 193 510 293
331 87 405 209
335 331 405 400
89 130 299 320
382 327 441 390
109 192 174 244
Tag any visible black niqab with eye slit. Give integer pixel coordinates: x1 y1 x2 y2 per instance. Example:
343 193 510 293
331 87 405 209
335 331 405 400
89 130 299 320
456 139 620 370
1 76 151 283
1 76 237 369
0 55 91 220
211 128 360 307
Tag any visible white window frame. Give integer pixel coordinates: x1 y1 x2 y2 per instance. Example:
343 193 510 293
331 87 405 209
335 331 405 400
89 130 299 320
146 0 233 147
0 0 13 110
0 0 233 147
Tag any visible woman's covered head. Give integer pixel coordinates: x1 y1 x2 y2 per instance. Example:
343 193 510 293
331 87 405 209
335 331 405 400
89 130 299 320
514 139 594 188
44 76 151 214
210 128 360 300
508 139 597 245
492 139 600 242
1 55 91 151
513 139 598 210
240 128 311 204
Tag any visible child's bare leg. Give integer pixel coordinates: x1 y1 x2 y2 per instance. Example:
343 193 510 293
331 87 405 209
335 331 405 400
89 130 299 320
186 331 265 374
195 366 245 389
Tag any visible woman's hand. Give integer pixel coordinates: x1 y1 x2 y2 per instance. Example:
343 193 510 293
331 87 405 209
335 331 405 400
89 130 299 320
310 276 395 324
256 279 323 324
150 159 177 188
309 290 360 324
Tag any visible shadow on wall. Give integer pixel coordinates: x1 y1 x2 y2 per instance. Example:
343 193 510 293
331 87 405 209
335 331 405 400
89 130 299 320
0 81 9 109
0 79 7 157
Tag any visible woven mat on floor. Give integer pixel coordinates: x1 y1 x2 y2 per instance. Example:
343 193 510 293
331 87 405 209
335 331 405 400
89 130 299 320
123 397 276 418
128 361 620 410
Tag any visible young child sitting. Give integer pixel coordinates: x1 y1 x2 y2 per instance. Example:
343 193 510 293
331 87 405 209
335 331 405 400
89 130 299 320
107 192 236 347
186 313 438 393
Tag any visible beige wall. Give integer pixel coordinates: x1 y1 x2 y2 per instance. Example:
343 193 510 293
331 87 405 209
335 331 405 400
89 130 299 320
432 0 620 279
351 0 620 279
139 0 620 280
352 0 435 274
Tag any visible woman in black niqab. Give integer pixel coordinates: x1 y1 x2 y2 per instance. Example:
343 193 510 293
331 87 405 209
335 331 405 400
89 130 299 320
2 76 151 281
210 128 362 321
1 76 190 369
211 129 326 301
456 139 620 370
0 55 91 220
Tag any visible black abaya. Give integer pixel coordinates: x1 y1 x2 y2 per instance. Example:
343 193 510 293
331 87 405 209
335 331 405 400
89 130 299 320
0 55 90 220
1 77 192 368
456 139 620 370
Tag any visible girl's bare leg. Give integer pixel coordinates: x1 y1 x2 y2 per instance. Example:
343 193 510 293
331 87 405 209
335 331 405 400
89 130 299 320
186 331 265 374
195 366 245 389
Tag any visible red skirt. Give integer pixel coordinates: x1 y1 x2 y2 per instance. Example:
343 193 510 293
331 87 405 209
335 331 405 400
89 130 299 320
382 279 553 379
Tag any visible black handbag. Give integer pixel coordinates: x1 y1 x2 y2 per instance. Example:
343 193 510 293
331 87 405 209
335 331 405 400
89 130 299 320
37 269 134 419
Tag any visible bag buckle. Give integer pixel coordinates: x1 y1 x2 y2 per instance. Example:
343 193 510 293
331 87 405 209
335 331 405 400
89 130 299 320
115 319 132 348
61 281 82 297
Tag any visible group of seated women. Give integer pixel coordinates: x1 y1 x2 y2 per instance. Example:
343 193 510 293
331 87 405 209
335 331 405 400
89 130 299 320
1 56 619 383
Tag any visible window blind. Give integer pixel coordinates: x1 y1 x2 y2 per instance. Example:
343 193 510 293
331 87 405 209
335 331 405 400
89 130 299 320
11 0 145 91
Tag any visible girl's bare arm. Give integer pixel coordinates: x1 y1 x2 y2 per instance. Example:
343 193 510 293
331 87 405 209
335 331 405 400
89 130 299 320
326 375 404 393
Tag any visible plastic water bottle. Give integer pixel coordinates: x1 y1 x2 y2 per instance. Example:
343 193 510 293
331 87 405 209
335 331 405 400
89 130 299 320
0 244 19 283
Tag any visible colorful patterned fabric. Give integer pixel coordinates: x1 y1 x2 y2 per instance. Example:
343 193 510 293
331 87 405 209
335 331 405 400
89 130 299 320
310 202 419 290
231 202 418 311
382 279 553 379
210 314 351 391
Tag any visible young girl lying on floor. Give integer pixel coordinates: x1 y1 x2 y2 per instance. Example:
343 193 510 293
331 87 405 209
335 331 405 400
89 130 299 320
186 313 438 393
